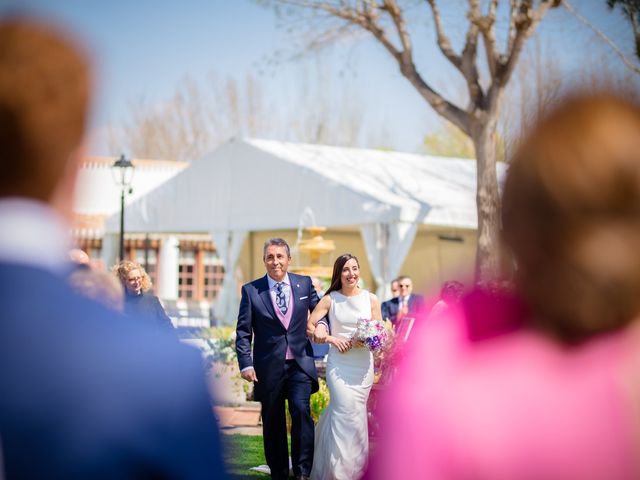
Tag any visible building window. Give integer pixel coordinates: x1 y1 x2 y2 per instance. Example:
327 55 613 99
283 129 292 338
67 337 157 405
178 249 197 299
203 251 225 301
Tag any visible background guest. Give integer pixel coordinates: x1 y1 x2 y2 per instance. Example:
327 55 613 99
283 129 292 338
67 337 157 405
381 275 424 326
389 278 400 299
429 280 465 316
366 93 640 480
112 260 174 331
380 278 399 322
0 17 227 478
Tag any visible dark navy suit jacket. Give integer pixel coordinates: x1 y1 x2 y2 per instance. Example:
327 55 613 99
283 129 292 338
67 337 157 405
235 273 320 401
0 263 227 479
381 294 425 325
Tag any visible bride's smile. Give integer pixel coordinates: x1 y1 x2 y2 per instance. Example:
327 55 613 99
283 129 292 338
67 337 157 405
341 258 360 290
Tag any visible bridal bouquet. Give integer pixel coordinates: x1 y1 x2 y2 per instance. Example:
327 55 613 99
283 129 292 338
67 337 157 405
352 317 389 352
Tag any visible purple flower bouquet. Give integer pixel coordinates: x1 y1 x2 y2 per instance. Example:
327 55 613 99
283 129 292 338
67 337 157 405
352 317 389 353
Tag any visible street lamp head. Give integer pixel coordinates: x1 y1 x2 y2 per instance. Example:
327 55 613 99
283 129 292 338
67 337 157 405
111 154 134 187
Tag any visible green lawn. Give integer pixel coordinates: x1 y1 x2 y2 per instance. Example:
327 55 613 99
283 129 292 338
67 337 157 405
222 434 267 479
222 434 373 478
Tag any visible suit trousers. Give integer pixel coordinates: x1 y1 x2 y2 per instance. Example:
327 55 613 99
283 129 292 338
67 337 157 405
261 359 314 479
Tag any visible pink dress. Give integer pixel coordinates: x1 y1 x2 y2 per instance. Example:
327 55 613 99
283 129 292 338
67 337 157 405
365 290 640 480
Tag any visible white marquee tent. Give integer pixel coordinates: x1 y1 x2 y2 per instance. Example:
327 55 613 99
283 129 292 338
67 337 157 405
106 138 506 323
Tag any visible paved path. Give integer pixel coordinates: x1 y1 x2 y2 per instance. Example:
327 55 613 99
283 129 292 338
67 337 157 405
214 403 262 436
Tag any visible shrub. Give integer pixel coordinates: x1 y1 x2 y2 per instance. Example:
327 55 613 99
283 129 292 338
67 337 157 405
310 378 330 423
199 327 238 370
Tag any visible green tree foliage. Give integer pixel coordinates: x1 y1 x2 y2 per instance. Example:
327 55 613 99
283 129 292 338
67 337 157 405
424 121 506 162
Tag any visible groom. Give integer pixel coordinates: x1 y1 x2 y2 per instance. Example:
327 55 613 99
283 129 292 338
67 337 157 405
236 238 320 480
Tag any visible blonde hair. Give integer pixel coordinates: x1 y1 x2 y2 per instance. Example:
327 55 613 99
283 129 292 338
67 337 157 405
112 260 153 293
502 93 640 342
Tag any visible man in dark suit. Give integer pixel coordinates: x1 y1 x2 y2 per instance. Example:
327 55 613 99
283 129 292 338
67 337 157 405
236 238 320 480
381 275 424 326
380 277 400 322
0 18 227 479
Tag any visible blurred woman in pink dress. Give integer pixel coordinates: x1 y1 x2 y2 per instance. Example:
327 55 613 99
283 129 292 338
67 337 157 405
365 94 640 480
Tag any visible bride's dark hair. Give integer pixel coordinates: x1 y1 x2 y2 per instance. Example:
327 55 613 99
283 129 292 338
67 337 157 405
325 254 359 296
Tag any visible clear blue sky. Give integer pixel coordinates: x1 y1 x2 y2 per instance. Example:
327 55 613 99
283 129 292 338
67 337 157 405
0 0 636 154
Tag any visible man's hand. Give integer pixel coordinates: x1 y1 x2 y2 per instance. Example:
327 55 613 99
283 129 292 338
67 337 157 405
241 367 258 382
313 323 329 343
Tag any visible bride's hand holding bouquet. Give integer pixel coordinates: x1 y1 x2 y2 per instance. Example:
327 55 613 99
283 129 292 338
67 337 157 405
327 335 352 353
352 317 389 354
310 322 353 353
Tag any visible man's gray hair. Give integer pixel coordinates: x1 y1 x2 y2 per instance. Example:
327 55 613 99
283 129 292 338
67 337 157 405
263 238 291 258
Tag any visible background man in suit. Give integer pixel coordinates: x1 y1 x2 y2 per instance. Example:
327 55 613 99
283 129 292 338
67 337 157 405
236 238 320 480
380 277 400 322
389 277 400 299
381 275 424 326
0 18 227 479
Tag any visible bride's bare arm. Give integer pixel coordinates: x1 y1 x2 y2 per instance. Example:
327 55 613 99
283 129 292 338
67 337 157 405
307 296 352 352
307 295 331 339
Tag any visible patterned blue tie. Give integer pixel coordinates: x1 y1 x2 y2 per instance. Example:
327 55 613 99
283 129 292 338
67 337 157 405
275 282 288 315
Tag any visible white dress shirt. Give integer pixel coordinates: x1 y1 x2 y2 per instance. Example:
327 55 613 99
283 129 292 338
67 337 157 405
0 198 70 274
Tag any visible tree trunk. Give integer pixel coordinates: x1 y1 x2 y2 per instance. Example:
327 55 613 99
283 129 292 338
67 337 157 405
471 117 502 284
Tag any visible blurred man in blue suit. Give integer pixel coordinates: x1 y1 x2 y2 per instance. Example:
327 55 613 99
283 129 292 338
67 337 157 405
0 18 227 479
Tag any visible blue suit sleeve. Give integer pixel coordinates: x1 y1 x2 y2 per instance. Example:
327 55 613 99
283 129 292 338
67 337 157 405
235 284 253 371
309 282 320 311
381 300 390 321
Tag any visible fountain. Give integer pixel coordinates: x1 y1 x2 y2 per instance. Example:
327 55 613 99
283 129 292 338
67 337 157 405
290 226 335 279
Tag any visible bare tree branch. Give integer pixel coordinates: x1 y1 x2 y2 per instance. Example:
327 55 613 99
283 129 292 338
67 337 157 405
265 0 561 281
469 0 499 82
421 0 485 112
564 0 640 75
506 0 519 55
277 0 471 133
381 0 412 59
425 0 463 70
460 19 483 107
496 2 554 90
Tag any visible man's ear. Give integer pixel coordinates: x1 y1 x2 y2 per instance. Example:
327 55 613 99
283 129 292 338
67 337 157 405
50 142 86 223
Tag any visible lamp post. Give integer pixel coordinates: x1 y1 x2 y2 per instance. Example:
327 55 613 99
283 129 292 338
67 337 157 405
111 154 134 262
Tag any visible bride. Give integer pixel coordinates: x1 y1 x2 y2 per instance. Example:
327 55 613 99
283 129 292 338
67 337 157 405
307 253 382 480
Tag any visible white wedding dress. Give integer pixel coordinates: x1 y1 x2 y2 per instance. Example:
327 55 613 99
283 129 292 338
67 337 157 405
311 290 374 480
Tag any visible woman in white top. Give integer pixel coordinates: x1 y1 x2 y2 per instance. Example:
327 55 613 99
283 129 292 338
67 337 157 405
307 253 382 480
